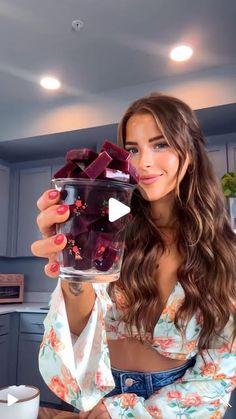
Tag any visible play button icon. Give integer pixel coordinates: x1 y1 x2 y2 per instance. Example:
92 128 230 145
7 393 19 406
108 198 130 222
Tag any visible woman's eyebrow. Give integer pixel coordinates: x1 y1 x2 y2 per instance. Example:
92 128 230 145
125 135 164 146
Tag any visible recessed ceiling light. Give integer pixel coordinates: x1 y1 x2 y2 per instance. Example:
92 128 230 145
40 77 61 90
170 45 193 62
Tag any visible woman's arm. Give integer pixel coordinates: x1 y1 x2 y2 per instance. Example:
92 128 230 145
61 281 96 336
31 188 97 337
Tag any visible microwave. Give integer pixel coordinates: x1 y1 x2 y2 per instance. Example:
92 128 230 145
0 274 24 304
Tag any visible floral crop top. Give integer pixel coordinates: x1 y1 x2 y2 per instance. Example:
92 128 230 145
39 279 236 418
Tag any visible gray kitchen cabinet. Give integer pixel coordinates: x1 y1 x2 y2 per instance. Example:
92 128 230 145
228 143 236 172
0 164 10 256
0 313 19 387
17 313 62 406
207 144 228 179
0 335 9 387
0 314 10 387
16 166 51 256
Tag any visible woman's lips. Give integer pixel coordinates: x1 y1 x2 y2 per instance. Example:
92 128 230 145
140 175 162 185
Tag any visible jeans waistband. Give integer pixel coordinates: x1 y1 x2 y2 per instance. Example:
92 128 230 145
111 356 194 375
105 356 196 400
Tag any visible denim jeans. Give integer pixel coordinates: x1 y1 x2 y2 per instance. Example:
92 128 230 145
74 356 196 413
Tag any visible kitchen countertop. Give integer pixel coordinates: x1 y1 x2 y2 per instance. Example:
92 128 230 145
0 302 49 314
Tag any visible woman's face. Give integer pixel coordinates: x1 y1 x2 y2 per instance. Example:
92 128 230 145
125 112 190 202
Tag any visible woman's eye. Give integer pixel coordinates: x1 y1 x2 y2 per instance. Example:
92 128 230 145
154 142 169 150
125 143 169 154
126 147 138 154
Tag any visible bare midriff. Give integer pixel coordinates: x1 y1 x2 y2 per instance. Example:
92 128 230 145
107 337 186 372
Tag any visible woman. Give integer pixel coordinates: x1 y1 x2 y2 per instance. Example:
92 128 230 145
31 93 236 418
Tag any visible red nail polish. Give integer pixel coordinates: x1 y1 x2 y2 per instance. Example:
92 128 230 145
54 234 65 245
56 205 68 214
48 190 59 199
50 263 59 273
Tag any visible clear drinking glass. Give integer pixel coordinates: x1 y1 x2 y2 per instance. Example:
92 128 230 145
52 178 135 283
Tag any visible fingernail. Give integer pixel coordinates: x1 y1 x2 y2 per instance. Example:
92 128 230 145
54 234 65 245
50 263 59 273
56 205 68 214
48 190 59 199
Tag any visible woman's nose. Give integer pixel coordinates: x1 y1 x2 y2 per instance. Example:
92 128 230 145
138 151 154 168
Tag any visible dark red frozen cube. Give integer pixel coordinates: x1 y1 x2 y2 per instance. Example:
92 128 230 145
101 140 130 161
107 159 139 184
66 149 98 164
100 168 130 182
53 161 81 179
79 151 113 179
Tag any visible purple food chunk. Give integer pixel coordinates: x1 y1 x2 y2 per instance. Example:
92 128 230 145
100 168 130 182
101 140 130 161
73 232 93 270
108 159 139 182
79 151 112 179
66 149 98 164
127 163 139 184
108 159 130 172
94 246 118 271
53 161 79 179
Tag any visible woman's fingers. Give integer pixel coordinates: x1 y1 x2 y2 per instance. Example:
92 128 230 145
31 233 67 258
86 400 111 419
36 189 70 238
31 234 67 278
44 260 61 278
32 189 70 279
37 189 61 211
36 204 70 238
78 411 91 419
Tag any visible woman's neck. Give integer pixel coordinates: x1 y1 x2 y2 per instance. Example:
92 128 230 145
150 191 177 228
146 193 179 246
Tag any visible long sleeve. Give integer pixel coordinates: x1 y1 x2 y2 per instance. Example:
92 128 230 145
103 328 236 418
38 278 116 411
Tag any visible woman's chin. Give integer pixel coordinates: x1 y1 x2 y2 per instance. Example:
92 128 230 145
138 186 163 202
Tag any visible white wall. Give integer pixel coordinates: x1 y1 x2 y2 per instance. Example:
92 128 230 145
1 64 236 142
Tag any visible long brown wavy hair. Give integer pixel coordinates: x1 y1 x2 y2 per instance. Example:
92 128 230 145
108 92 236 354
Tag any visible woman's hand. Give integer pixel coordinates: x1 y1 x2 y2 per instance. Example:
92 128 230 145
31 189 69 278
78 400 111 419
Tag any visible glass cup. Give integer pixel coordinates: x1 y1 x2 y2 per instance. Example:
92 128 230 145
52 178 135 283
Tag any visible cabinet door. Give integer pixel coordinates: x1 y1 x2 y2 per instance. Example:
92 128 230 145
17 333 62 405
228 143 236 172
0 314 18 387
0 335 9 387
207 144 228 179
16 167 51 256
207 144 228 178
0 164 10 256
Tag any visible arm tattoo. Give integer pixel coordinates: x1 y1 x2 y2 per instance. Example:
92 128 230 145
68 282 83 296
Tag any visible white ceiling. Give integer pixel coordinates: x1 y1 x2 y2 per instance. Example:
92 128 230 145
0 0 236 162
1 0 235 107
